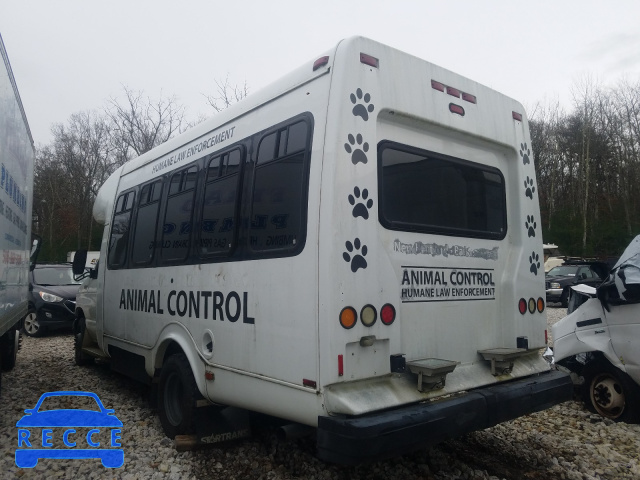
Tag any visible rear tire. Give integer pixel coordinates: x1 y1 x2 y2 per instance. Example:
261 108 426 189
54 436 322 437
158 353 198 438
582 360 640 423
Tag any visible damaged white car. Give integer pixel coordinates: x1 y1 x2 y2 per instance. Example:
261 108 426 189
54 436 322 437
551 236 640 423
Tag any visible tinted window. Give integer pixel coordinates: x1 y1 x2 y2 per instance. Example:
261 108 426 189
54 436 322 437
378 143 506 239
199 149 243 256
249 121 310 252
131 180 163 266
108 191 135 268
162 166 198 263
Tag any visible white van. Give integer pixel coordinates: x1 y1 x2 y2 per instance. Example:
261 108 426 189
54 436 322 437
73 36 571 463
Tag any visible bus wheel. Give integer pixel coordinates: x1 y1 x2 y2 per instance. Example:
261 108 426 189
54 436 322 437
74 318 91 366
158 353 198 438
583 361 640 423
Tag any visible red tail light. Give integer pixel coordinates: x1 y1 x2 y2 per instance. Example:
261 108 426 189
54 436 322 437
518 298 527 315
381 304 396 325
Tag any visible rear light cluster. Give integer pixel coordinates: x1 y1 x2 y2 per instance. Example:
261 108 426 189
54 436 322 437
431 80 477 104
519 297 545 315
339 303 396 329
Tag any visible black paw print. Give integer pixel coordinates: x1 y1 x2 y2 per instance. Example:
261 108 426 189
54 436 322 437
525 215 537 238
529 251 540 275
350 88 375 121
524 176 536 199
520 143 531 165
344 133 369 165
348 187 373 219
343 238 368 272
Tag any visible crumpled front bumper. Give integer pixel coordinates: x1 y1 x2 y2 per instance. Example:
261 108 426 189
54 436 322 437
317 369 572 464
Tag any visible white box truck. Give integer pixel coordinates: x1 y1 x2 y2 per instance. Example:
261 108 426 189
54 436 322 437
0 33 35 390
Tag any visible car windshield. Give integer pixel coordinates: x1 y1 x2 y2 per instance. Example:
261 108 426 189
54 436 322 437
37 395 101 412
547 265 579 277
33 266 82 286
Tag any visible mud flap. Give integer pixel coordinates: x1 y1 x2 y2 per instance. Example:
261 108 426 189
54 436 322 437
175 406 252 451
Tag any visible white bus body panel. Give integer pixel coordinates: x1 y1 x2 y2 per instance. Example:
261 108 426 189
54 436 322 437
88 37 557 430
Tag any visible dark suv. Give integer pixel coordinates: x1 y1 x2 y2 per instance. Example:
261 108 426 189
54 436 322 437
23 264 83 337
545 261 609 307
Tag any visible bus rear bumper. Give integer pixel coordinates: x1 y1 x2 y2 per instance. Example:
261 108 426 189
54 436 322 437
317 369 572 464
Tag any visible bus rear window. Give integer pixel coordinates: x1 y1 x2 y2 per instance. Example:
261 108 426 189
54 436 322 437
378 142 506 239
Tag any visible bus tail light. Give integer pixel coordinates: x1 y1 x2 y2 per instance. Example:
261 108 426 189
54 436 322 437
360 305 377 327
449 103 465 116
431 80 445 92
512 111 523 121
528 298 536 314
381 304 396 325
338 355 344 376
537 297 545 313
446 86 460 98
360 53 379 68
545 329 548 345
462 93 477 104
339 307 357 329
518 298 527 315
313 56 329 71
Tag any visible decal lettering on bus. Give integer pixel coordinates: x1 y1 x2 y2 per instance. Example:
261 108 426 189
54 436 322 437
118 289 255 324
151 127 236 175
394 239 499 261
401 267 496 302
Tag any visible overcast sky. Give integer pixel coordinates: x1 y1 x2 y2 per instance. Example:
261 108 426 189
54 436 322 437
2 0 640 146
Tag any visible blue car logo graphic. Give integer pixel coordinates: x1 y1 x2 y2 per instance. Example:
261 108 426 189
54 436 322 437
15 391 123 468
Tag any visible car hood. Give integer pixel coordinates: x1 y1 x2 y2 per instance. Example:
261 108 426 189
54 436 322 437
545 274 574 283
16 409 122 427
35 284 80 300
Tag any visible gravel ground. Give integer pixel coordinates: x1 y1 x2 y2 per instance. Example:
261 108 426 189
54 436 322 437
1 306 639 480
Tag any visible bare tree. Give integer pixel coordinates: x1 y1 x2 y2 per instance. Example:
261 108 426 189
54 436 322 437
106 86 187 160
204 75 249 113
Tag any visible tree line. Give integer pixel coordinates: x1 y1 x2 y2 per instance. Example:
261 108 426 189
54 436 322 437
33 77 640 262
34 83 245 261
531 77 640 259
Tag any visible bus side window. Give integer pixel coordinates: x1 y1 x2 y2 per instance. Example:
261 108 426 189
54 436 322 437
131 180 163 266
249 120 310 253
108 190 136 269
161 166 198 263
199 148 243 257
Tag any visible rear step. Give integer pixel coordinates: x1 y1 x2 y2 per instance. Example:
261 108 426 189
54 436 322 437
478 348 539 375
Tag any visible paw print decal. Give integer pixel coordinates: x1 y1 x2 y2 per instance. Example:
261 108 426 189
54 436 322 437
524 176 536 199
348 187 373 219
344 133 369 165
520 143 531 165
350 88 375 121
343 238 368 272
525 215 537 238
529 251 540 275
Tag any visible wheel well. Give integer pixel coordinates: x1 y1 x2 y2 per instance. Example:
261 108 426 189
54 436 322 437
154 341 184 379
557 351 607 376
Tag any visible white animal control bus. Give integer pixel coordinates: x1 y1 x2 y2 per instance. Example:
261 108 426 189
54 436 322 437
73 37 572 463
